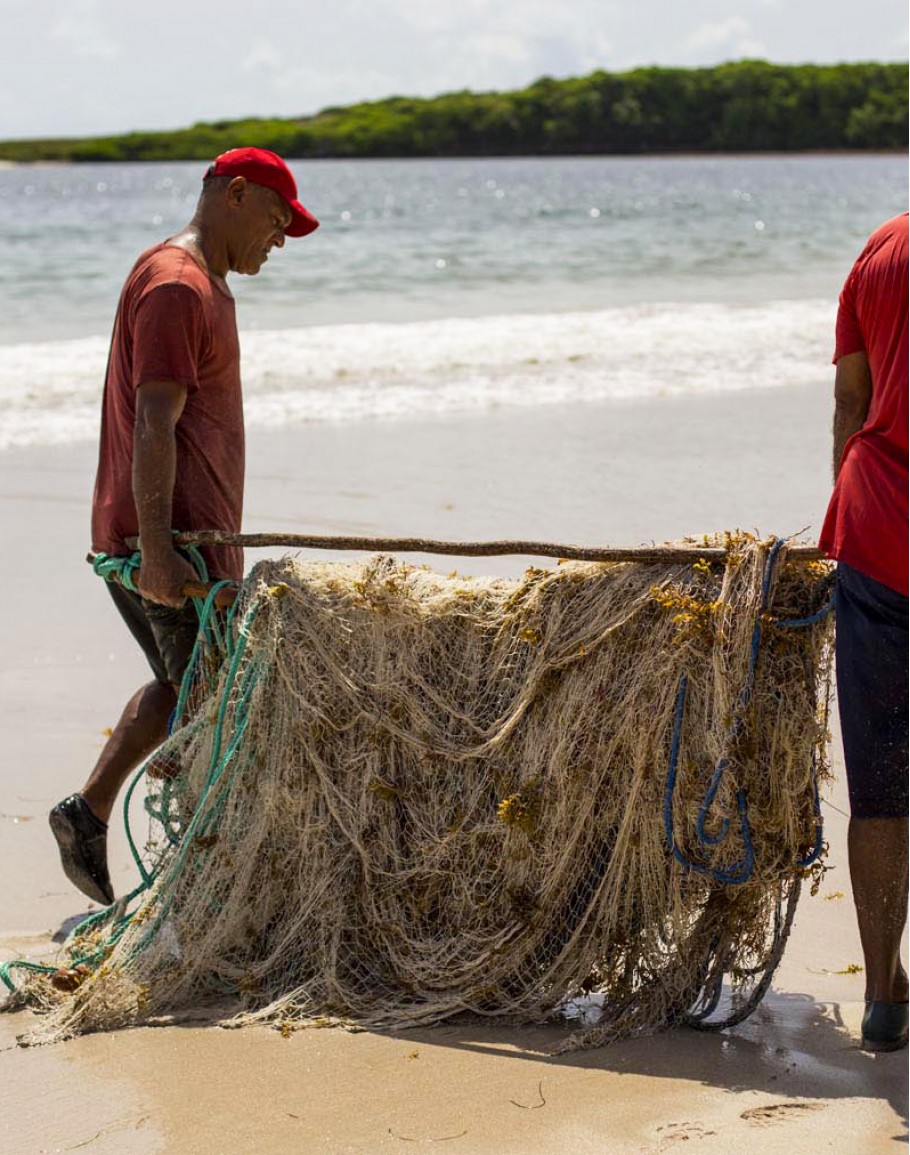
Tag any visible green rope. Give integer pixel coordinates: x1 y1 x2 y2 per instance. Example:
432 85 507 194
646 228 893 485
1 544 248 994
91 539 212 596
91 551 142 592
0 959 58 990
124 597 263 965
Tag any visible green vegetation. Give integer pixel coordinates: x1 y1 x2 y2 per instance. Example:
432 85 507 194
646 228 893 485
1 61 906 162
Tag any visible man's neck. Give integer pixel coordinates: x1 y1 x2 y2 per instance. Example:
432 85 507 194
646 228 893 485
168 216 231 283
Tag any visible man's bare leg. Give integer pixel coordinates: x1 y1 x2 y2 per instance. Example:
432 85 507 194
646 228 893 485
80 679 178 824
850 815 909 1051
849 816 909 1003
50 679 178 905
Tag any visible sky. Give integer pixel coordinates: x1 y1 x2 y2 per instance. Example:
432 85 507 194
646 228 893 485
2 0 907 140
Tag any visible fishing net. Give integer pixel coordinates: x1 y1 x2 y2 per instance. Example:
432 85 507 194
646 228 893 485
9 535 833 1049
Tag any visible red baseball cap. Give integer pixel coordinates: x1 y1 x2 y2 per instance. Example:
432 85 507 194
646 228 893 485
204 147 319 237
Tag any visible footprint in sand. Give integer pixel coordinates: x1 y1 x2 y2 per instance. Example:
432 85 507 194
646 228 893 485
740 1101 825 1126
654 1121 718 1147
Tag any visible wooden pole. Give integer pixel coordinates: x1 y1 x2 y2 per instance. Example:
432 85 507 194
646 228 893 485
120 531 825 566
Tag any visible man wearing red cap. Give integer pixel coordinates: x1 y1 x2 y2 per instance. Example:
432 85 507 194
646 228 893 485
49 149 319 907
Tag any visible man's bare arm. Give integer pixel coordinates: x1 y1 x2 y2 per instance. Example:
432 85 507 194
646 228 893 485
832 351 873 480
133 380 200 606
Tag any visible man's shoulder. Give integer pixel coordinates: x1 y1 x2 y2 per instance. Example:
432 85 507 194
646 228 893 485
873 212 908 242
859 213 908 268
125 244 214 301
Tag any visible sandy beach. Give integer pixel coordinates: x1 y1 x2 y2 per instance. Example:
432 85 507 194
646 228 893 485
0 382 906 1154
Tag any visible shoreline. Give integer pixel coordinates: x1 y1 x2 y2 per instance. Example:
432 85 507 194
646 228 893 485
1 149 906 164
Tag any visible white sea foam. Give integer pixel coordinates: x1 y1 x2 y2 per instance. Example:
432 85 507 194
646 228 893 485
0 300 835 450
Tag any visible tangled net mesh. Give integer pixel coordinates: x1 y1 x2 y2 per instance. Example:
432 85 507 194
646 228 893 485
14 535 833 1049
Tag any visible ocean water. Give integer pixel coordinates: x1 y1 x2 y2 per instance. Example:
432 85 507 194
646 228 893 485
0 154 904 450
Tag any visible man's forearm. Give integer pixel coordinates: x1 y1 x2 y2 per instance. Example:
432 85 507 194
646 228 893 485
133 403 179 559
130 382 197 606
131 415 198 606
832 353 873 480
832 401 868 479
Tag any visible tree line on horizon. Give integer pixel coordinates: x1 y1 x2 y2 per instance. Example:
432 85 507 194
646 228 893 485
1 60 906 163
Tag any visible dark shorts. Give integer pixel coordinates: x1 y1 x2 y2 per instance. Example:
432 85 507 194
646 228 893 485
107 582 199 687
835 562 909 819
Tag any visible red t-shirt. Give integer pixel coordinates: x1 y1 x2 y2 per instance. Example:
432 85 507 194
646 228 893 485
91 244 245 580
819 214 909 596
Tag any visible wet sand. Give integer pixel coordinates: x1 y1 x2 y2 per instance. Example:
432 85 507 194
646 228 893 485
0 383 906 1153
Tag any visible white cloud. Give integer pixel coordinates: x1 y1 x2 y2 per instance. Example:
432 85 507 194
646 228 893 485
242 38 283 74
889 19 910 51
679 17 767 60
464 33 532 66
51 0 120 59
579 33 617 70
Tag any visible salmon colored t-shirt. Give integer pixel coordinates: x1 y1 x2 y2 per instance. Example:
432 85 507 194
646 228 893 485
819 214 909 596
91 244 244 580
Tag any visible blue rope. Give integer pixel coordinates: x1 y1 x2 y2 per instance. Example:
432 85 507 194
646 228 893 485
664 539 831 885
770 594 835 631
796 756 825 869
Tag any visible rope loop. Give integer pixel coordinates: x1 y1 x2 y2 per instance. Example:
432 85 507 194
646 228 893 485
91 550 142 593
664 538 831 885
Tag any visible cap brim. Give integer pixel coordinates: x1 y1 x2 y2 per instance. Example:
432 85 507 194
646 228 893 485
285 201 319 237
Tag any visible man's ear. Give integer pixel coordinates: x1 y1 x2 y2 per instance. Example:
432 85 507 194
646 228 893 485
226 175 249 208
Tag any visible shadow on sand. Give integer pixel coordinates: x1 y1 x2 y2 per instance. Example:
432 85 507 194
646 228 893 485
381 987 908 1143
